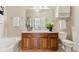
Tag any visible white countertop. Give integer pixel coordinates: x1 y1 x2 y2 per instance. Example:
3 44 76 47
22 30 58 33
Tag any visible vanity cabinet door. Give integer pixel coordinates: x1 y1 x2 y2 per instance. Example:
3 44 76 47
40 38 48 49
31 38 40 49
22 38 31 49
48 38 58 50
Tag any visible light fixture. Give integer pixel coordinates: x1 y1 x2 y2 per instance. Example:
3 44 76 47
33 6 49 9
32 6 49 12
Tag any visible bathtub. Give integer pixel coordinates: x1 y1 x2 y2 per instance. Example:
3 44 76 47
0 37 21 52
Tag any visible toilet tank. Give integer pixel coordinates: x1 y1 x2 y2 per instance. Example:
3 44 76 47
59 32 67 40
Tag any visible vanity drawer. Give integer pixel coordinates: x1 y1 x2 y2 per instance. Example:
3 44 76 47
22 33 31 37
31 33 48 38
48 33 58 38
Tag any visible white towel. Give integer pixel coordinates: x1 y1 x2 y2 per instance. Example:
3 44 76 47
59 20 66 29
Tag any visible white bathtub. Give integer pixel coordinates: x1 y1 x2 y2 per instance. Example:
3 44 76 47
0 37 21 52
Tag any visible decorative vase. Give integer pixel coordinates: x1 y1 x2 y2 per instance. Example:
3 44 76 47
49 28 52 31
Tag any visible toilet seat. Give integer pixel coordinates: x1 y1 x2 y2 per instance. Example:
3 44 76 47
62 40 73 48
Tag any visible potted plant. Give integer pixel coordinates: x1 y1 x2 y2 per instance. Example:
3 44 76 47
46 23 55 31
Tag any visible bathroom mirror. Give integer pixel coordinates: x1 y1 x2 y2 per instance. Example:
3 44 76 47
25 6 56 31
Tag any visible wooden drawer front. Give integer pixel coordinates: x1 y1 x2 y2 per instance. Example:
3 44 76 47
31 33 48 38
22 33 31 37
48 34 58 38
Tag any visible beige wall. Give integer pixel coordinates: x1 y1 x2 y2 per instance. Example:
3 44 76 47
71 7 79 51
4 6 26 37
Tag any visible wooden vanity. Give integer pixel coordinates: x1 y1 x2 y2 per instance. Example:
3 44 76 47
21 32 59 51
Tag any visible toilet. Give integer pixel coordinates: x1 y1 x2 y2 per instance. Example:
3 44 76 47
59 32 74 52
